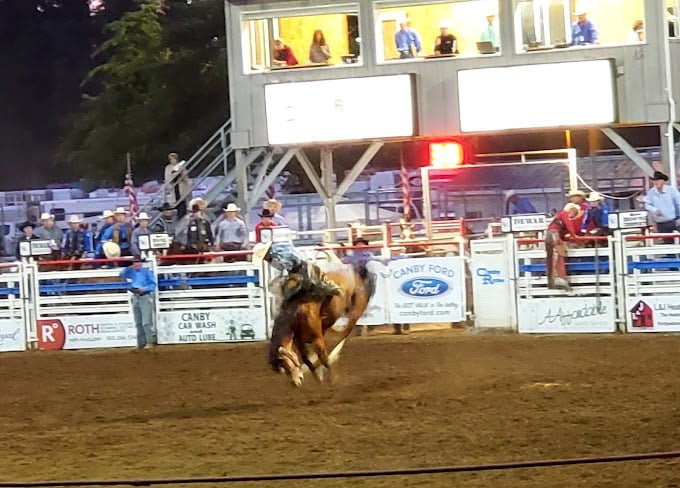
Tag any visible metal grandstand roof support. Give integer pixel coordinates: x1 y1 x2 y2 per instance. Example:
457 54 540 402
296 149 330 200
249 149 276 200
320 148 336 228
247 148 299 209
601 128 655 178
334 142 384 199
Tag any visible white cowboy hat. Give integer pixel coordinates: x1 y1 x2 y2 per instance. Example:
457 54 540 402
189 197 208 210
102 241 121 259
224 203 241 213
113 207 128 215
439 20 451 29
67 215 81 224
504 190 518 199
100 210 114 219
251 242 272 266
40 212 54 221
137 212 150 220
586 191 604 202
573 9 587 15
563 203 583 217
264 199 281 208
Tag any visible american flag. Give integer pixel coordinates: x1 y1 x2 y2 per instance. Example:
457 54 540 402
124 172 139 221
400 148 411 221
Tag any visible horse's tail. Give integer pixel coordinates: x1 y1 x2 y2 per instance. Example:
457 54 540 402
267 305 295 371
354 263 376 302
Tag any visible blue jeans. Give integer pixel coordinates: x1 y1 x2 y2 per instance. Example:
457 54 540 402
132 294 155 348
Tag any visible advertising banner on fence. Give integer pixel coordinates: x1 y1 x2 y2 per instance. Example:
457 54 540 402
0 319 26 352
37 315 137 350
518 297 616 333
157 308 267 345
627 296 680 332
386 257 466 324
358 261 389 326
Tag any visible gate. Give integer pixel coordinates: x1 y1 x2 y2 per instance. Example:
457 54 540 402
0 262 27 352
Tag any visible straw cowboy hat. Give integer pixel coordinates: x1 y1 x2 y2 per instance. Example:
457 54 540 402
67 215 81 224
224 203 241 213
137 212 150 220
113 207 128 215
189 197 208 210
251 242 272 266
100 210 114 219
563 203 584 218
566 189 587 197
264 198 282 209
40 212 54 221
586 191 604 202
102 241 121 259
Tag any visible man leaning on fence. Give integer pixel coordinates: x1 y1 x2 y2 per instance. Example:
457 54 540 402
644 171 680 244
121 257 157 350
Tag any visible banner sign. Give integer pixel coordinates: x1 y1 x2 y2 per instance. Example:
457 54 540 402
518 297 616 333
386 257 466 324
627 296 680 332
608 211 648 230
37 315 137 350
500 214 548 233
157 308 267 344
357 261 389 326
0 319 26 352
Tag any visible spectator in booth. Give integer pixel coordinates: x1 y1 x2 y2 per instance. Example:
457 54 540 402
255 209 279 244
94 210 115 258
151 203 177 236
505 190 537 215
130 212 151 259
35 213 63 256
480 11 500 49
62 215 88 260
571 10 598 45
264 199 285 226
272 38 299 66
15 221 39 260
185 203 214 254
584 192 611 236
120 257 157 351
567 190 588 232
165 152 190 219
309 29 331 63
395 18 422 58
644 171 680 243
215 203 247 252
545 203 584 290
628 20 644 43
434 20 458 55
101 207 132 257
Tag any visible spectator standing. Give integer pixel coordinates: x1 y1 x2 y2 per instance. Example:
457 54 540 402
309 29 331 63
272 38 299 66
395 19 422 58
62 215 88 259
644 171 680 243
35 213 63 256
434 20 457 55
263 199 286 226
584 192 610 235
165 152 190 219
185 204 214 254
480 11 500 49
95 210 115 258
120 257 157 350
101 207 133 257
215 203 248 251
15 221 39 260
254 209 279 243
628 20 644 42
130 212 151 259
505 190 537 214
545 203 583 290
571 10 598 45
151 203 177 236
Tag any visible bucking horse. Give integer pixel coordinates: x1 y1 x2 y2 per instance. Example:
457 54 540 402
253 242 376 387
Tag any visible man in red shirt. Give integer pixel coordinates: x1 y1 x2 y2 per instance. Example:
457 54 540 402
545 203 583 290
255 209 278 243
273 38 299 66
567 189 588 232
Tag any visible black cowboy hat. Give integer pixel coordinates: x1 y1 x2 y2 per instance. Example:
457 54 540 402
259 209 275 218
354 237 370 245
19 221 35 232
652 171 669 181
157 203 173 211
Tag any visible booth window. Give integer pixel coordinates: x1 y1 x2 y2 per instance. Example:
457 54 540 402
375 0 502 62
669 0 679 37
240 5 361 73
513 0 646 53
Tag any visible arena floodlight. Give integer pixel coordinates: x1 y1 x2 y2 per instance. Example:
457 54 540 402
429 142 464 168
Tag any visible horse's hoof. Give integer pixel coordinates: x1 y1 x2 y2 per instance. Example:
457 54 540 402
291 369 304 387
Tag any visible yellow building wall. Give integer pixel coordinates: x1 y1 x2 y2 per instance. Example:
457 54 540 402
278 14 350 65
573 0 645 43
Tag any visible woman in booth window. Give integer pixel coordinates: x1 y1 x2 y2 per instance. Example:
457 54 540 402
309 29 331 63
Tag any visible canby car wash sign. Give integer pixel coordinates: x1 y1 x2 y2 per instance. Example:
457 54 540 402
157 309 266 344
387 257 466 323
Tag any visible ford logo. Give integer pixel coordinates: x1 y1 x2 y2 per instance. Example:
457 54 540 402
402 278 448 297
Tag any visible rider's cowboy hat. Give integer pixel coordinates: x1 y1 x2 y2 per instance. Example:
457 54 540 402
251 242 272 266
223 203 241 213
100 210 115 219
40 212 54 221
103 241 121 259
586 191 604 202
67 215 82 224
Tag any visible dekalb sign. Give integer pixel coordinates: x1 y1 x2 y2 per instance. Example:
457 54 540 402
500 214 548 233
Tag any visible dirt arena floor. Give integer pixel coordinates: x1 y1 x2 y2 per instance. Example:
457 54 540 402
1 331 679 488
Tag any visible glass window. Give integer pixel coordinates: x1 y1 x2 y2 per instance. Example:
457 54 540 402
375 0 501 62
241 5 361 73
514 0 645 52
668 0 679 37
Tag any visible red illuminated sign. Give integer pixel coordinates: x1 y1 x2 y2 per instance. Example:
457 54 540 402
429 142 464 168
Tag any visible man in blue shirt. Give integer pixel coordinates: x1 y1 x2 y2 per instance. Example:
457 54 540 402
584 191 611 235
342 238 374 266
505 190 537 215
644 171 680 243
394 19 421 59
120 257 157 350
571 10 598 45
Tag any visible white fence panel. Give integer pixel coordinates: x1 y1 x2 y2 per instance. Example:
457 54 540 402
0 263 27 352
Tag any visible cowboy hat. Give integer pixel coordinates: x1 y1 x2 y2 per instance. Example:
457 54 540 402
100 210 114 219
586 191 604 202
102 241 121 259
563 203 583 215
259 209 275 218
251 242 272 266
224 203 241 213
157 203 173 212
264 198 282 208
189 197 208 210
439 19 451 29
566 190 587 197
40 212 54 221
572 9 587 16
19 221 35 232
354 237 370 245
504 190 518 199
67 215 81 224
137 212 150 220
113 207 128 215
652 171 669 181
